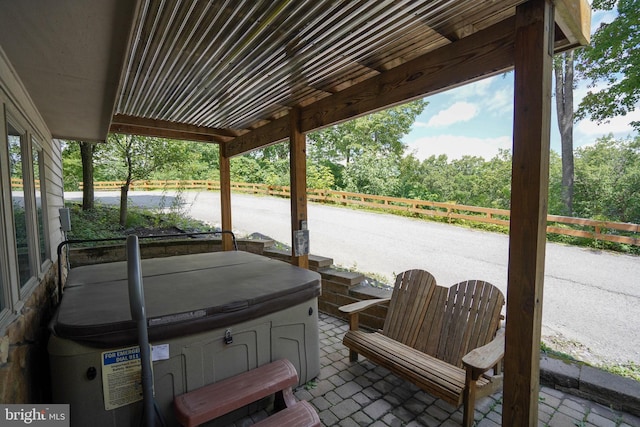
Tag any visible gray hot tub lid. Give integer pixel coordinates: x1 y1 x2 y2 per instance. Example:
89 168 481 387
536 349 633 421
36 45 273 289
50 251 321 347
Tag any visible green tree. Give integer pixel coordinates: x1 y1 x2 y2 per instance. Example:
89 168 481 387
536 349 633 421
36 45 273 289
554 51 576 215
547 150 565 215
573 135 640 223
61 141 82 191
80 142 96 210
342 148 400 196
576 0 640 131
418 154 453 202
97 134 195 226
307 100 427 188
476 150 513 209
396 154 434 200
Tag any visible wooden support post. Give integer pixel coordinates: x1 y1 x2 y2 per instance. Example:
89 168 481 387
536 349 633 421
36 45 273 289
289 108 309 269
219 144 233 251
503 0 554 425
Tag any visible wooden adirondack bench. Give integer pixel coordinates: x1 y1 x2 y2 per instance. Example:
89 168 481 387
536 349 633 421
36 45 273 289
340 269 505 427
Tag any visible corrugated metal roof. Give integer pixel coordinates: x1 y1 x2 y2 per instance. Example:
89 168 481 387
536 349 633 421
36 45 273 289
0 0 589 142
115 0 525 132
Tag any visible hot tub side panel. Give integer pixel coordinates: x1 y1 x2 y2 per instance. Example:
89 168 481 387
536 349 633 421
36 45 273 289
48 300 319 427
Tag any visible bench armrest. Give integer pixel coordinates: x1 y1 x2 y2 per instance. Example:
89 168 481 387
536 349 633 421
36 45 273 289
339 298 390 332
462 329 505 375
339 298 390 315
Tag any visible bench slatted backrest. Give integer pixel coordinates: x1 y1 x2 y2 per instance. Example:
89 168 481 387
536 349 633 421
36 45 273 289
384 271 505 368
435 280 505 367
382 269 438 347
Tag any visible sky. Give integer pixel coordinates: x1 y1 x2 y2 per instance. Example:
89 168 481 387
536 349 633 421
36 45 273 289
403 7 639 161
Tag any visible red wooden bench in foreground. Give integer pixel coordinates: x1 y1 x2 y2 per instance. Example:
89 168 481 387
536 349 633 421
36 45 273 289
174 358 320 427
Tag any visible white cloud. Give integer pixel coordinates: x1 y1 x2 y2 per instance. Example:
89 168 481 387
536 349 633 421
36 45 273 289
576 109 640 136
449 74 499 99
426 102 478 127
408 135 512 161
486 87 513 115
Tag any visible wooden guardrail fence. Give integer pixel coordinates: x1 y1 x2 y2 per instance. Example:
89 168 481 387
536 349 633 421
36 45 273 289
64 179 637 247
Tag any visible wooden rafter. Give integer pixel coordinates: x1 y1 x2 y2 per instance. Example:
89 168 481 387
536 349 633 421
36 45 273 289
109 114 244 143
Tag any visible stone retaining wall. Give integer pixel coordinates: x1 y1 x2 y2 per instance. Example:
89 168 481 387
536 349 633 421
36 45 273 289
0 264 58 404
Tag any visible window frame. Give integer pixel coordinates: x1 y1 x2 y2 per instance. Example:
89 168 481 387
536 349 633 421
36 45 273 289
0 105 21 321
0 105 10 323
31 136 51 269
4 109 46 303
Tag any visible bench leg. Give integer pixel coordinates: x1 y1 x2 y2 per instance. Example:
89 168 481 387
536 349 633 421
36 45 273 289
349 350 359 362
463 371 477 427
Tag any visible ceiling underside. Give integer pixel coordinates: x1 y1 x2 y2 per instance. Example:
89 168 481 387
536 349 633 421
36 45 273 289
0 0 590 150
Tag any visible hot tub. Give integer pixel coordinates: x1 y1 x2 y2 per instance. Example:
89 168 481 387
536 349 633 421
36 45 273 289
48 251 321 427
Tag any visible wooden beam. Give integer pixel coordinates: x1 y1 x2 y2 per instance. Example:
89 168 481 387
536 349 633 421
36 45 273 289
110 114 243 143
108 123 221 143
224 116 290 157
300 16 516 133
219 144 233 251
289 108 309 269
503 1 554 425
223 17 516 157
554 0 591 48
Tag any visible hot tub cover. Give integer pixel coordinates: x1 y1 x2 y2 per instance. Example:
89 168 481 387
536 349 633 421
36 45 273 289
50 251 321 347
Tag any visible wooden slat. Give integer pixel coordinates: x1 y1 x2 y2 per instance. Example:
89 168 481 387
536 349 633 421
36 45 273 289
344 330 494 406
383 270 436 346
415 286 448 356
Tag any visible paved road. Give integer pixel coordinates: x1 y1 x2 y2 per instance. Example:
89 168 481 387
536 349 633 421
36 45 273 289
67 190 640 366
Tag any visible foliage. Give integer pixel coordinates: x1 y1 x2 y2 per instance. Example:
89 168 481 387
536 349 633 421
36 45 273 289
61 141 83 191
307 100 427 188
573 135 640 223
602 361 640 382
62 138 221 190
342 148 400 195
575 0 640 131
65 201 215 241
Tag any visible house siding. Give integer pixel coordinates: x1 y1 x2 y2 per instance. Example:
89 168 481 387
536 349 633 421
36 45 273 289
0 45 65 404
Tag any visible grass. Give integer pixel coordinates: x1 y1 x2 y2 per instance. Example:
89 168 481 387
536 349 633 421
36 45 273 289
65 201 215 242
541 342 640 382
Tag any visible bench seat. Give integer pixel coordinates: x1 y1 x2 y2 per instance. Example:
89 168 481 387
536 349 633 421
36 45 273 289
344 330 491 405
174 359 318 427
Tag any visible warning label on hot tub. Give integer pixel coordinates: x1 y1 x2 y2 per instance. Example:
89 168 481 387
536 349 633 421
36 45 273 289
101 346 144 410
